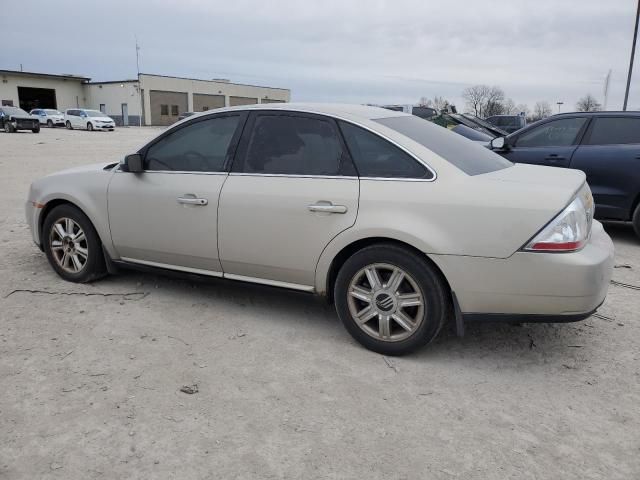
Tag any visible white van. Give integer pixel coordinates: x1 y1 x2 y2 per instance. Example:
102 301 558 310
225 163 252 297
64 109 115 131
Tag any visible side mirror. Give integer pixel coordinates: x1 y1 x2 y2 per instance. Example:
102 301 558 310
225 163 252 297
490 136 506 150
122 153 143 173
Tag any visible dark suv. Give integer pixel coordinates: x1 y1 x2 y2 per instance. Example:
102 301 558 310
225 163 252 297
0 106 40 133
490 112 640 237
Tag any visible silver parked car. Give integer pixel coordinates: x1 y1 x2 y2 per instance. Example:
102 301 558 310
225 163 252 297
25 104 614 355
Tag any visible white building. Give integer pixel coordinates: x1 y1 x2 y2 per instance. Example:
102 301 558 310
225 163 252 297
0 69 290 126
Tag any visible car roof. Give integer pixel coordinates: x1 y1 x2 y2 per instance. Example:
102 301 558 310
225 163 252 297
550 111 640 117
191 103 410 122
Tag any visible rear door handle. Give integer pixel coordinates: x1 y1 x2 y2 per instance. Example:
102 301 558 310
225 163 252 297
545 155 566 163
308 202 348 214
178 196 208 206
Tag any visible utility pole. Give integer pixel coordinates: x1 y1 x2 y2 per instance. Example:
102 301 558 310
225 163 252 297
135 35 142 126
557 101 563 113
623 0 640 110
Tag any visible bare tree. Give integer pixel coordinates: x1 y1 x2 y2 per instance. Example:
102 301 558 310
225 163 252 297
531 101 552 121
462 85 506 117
576 94 602 112
462 85 490 117
419 95 450 111
515 103 530 117
501 98 517 115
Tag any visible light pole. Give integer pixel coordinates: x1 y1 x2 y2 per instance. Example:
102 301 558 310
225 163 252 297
557 101 564 113
623 0 640 111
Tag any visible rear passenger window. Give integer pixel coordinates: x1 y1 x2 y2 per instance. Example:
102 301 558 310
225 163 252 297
587 117 640 145
339 121 429 178
145 115 240 172
242 114 347 175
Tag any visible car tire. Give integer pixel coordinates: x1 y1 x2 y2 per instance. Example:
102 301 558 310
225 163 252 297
334 243 450 355
632 203 640 239
87 122 94 131
32 125 40 133
42 204 107 283
66 121 73 130
47 120 53 128
4 122 14 133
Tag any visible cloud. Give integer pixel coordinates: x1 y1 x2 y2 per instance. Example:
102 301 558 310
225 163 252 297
3 0 638 110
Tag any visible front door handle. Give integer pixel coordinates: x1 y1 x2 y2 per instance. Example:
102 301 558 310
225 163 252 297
308 202 348 214
178 196 208 206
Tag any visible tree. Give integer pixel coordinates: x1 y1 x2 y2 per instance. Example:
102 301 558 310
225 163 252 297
419 95 450 111
531 101 552 121
576 94 602 112
461 85 505 118
515 103 530 118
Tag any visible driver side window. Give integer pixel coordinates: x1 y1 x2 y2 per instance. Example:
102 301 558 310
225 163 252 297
516 117 587 147
145 115 241 172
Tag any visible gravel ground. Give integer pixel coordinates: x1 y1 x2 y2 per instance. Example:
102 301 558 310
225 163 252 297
1 127 639 480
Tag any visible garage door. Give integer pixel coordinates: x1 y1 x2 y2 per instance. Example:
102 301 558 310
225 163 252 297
229 96 258 107
193 94 225 112
149 90 188 126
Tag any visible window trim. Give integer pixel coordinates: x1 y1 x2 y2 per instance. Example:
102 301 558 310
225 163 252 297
134 112 248 174
580 115 640 146
512 116 591 148
230 110 358 177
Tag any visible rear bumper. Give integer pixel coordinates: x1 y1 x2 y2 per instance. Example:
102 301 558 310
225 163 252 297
432 221 614 319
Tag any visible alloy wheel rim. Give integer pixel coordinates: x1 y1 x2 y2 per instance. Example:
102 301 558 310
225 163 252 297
347 263 425 342
49 217 88 273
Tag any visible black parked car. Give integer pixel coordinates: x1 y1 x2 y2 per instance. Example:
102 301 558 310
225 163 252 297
490 111 640 237
0 106 40 133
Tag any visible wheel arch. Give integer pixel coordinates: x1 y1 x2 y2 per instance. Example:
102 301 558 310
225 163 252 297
37 196 114 260
321 236 453 304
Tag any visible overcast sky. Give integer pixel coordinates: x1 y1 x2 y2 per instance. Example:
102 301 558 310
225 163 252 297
3 0 639 111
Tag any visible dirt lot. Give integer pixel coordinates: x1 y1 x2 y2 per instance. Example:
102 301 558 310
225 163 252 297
1 127 639 479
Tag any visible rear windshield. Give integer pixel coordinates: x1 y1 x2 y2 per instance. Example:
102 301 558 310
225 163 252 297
374 116 513 176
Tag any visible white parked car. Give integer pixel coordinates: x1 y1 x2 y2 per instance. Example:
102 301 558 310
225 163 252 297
30 109 65 127
25 104 614 355
64 109 115 131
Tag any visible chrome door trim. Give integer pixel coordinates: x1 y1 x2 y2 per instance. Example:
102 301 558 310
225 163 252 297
224 273 315 292
229 173 358 180
120 257 223 277
115 168 228 175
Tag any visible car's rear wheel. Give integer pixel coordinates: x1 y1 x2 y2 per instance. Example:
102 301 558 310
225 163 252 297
47 120 53 128
334 244 449 355
4 122 14 133
66 121 73 130
32 125 40 133
632 203 640 239
43 204 106 283
87 122 94 131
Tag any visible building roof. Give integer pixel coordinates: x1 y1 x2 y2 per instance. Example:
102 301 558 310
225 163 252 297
0 69 90 82
138 72 290 92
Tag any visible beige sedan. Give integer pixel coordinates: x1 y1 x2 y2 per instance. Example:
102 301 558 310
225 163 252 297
25 104 614 355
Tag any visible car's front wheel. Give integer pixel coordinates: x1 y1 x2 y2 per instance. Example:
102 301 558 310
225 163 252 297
4 122 14 133
87 122 94 131
47 120 53 128
32 125 40 133
65 121 73 130
334 244 449 355
43 204 106 283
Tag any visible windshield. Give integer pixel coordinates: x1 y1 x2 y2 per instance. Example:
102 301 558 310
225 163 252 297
1 107 29 116
447 114 496 137
374 115 513 176
461 114 508 136
45 109 62 115
451 124 493 142
85 110 106 117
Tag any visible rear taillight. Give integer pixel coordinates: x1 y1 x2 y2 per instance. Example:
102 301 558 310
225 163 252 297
523 184 594 253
